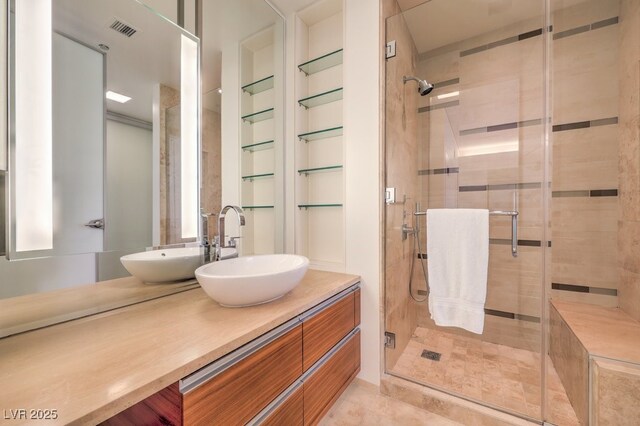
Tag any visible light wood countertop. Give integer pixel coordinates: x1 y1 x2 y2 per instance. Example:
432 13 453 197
551 300 640 364
0 269 359 425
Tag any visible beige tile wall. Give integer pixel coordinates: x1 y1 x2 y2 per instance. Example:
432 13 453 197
159 84 180 246
201 108 222 240
551 0 621 309
410 0 623 347
159 86 221 246
618 0 640 322
412 13 545 351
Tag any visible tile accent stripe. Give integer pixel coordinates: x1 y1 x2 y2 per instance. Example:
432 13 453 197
418 167 459 176
553 17 618 40
459 182 542 192
460 118 542 136
490 238 542 247
552 117 618 132
518 28 544 41
552 283 618 296
484 308 540 323
457 115 617 137
460 28 543 57
434 78 459 88
414 293 542 322
552 189 618 198
420 240 546 251
418 100 459 113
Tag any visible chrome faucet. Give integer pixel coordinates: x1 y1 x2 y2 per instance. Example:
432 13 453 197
200 210 216 263
216 205 246 260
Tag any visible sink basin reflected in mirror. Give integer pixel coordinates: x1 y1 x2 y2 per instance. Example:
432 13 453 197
195 254 309 307
120 247 238 283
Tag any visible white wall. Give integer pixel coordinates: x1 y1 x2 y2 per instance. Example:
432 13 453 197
221 41 242 213
143 0 178 24
98 119 153 280
343 0 381 386
105 120 153 251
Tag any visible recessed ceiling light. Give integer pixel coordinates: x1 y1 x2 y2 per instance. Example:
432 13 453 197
216 87 223 94
106 90 131 103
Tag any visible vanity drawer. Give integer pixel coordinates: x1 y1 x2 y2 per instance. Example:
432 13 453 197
302 289 357 371
303 329 361 426
182 323 303 426
254 382 304 426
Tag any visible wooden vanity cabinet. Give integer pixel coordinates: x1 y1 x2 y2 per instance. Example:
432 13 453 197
103 285 360 426
259 384 304 426
301 286 358 371
182 324 303 425
303 330 361 425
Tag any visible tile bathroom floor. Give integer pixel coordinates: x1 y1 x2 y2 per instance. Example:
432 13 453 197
389 327 580 425
321 379 464 426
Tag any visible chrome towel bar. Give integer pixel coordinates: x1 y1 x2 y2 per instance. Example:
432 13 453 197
414 210 519 257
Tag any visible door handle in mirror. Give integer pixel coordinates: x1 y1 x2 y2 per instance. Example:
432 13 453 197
84 218 104 229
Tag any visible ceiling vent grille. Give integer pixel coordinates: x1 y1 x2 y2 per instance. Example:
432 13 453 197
109 19 137 38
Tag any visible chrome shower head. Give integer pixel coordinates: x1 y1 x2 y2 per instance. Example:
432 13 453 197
403 75 434 96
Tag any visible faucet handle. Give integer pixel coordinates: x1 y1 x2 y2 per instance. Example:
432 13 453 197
228 236 242 248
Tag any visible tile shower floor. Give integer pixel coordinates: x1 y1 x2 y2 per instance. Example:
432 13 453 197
390 327 580 425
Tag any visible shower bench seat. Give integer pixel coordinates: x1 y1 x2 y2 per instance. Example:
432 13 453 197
550 300 640 425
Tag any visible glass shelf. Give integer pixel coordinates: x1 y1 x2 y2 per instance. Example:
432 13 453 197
241 75 274 95
298 126 343 142
242 205 274 210
298 49 343 75
298 88 343 109
241 140 275 152
298 165 343 175
241 108 274 123
298 203 343 209
241 173 274 181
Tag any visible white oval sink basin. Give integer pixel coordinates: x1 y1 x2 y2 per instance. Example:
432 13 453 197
195 254 309 307
121 247 238 283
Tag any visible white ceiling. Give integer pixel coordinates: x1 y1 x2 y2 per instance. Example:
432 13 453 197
52 0 284 122
54 0 187 122
396 0 592 54
201 0 282 89
399 0 543 53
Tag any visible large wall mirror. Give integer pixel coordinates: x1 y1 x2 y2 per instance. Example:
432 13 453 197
0 0 285 338
200 0 285 256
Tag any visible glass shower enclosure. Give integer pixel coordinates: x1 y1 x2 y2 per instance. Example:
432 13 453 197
384 0 622 424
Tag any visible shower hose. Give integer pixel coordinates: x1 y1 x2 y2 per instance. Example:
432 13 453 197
409 211 428 302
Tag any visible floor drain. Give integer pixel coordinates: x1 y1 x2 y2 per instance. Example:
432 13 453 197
421 350 442 361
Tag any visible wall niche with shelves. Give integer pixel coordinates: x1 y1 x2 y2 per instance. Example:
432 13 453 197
295 0 345 271
240 26 280 255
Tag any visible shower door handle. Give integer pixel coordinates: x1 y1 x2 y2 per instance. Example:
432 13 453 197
490 210 518 257
510 212 518 258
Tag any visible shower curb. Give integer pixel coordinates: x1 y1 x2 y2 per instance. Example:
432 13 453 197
380 375 539 426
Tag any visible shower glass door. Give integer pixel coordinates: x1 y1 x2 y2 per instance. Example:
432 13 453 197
384 0 553 421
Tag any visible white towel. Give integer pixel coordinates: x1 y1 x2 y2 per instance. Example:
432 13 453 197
426 208 489 334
